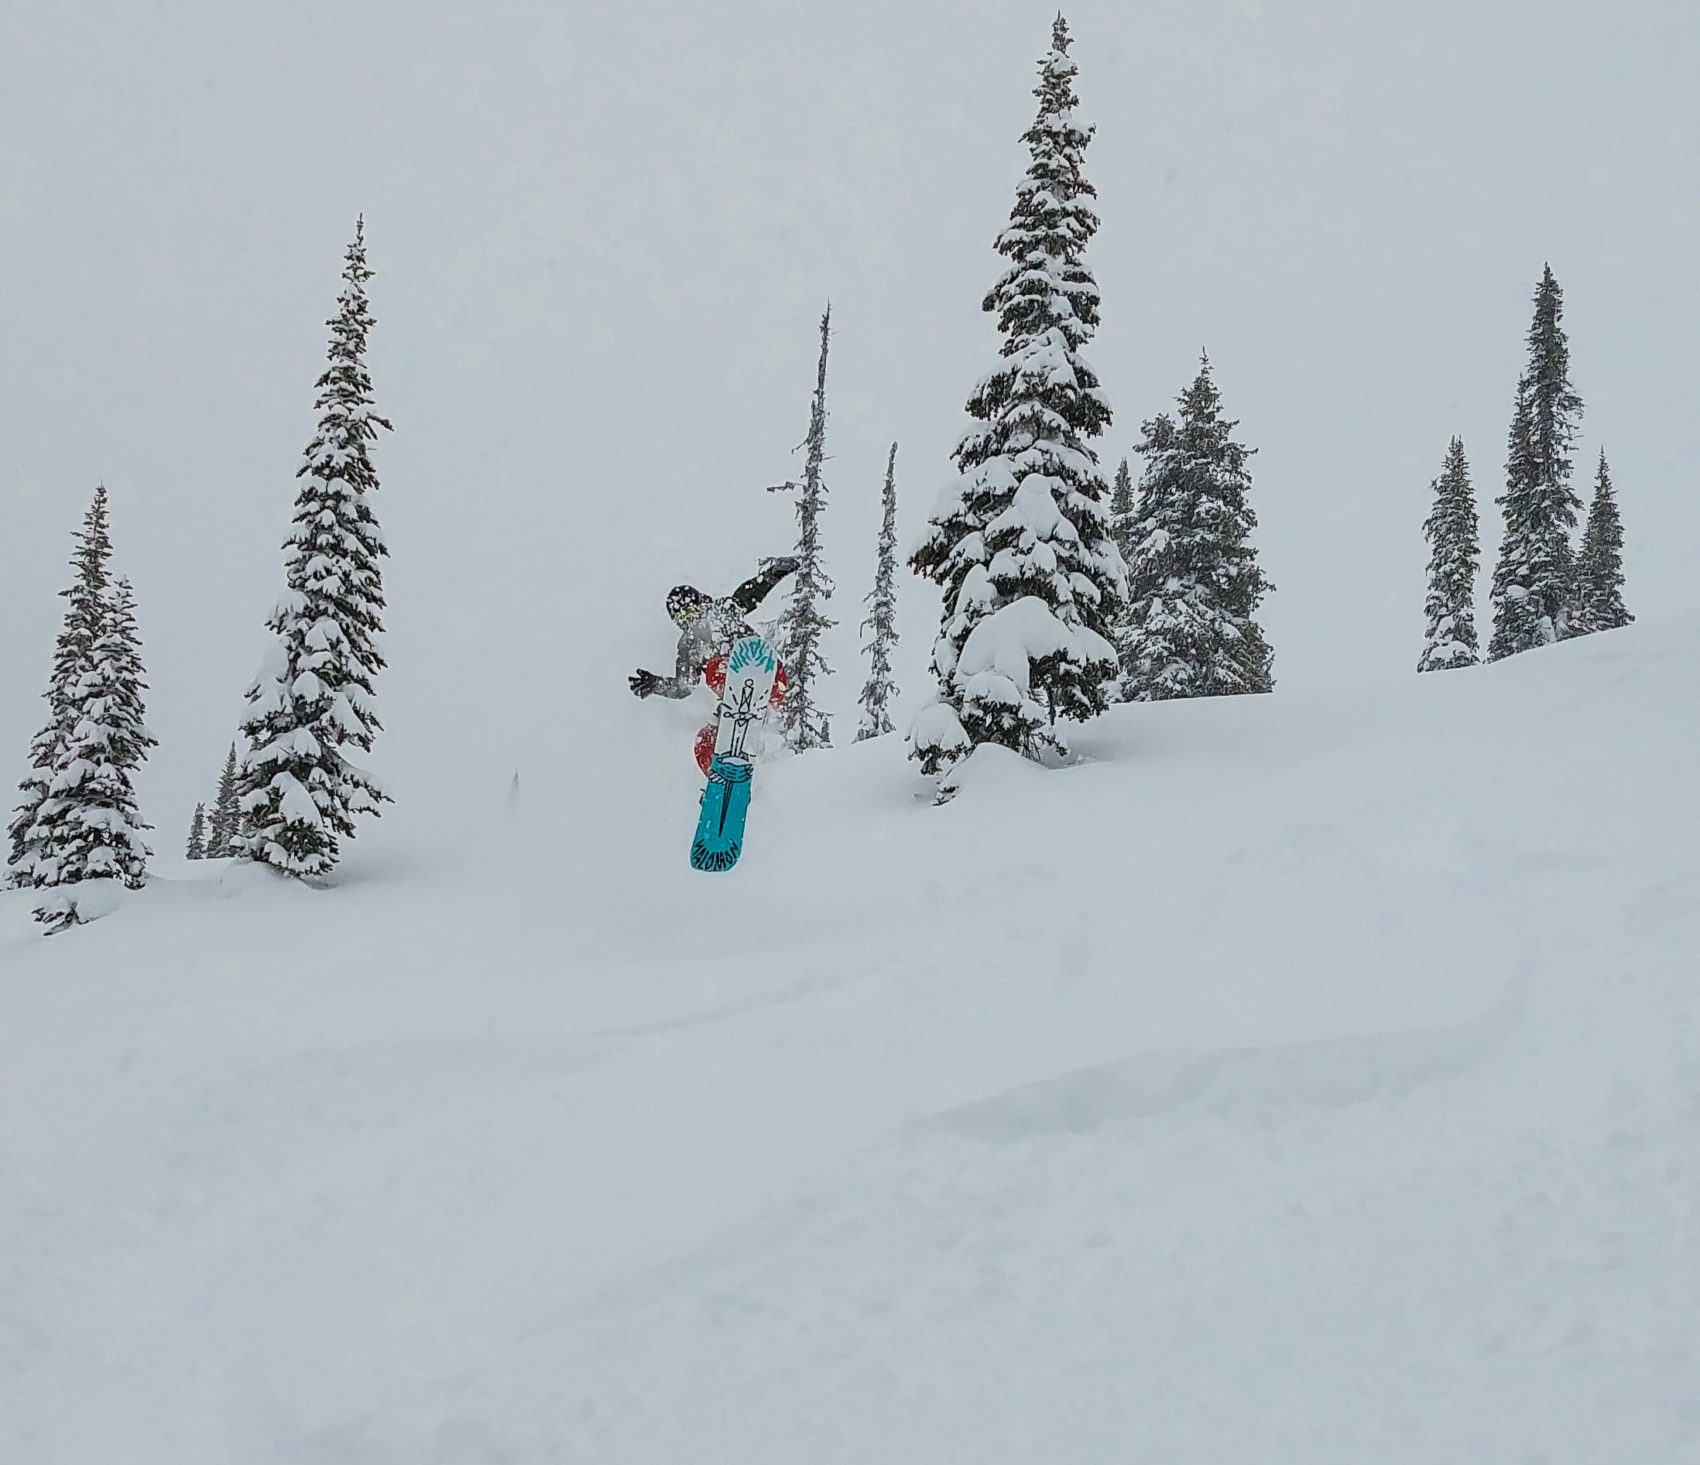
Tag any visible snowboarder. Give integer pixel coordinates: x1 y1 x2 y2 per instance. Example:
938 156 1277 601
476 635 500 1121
630 558 798 773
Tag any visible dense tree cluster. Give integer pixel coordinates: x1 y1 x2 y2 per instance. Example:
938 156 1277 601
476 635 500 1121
6 486 155 928
1425 265 1631 673
8 221 392 928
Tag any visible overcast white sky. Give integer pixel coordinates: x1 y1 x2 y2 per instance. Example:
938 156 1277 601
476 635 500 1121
4 0 1697 836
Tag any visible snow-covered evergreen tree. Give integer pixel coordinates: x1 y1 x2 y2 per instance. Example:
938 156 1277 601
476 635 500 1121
26 492 154 928
1417 436 1481 673
1118 359 1273 701
909 14 1125 780
772 306 837 751
237 217 392 879
1573 449 1632 635
6 491 110 890
1488 265 1584 660
187 804 208 860
855 442 901 742
205 743 240 857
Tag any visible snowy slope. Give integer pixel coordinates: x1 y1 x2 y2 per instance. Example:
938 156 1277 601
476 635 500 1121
4 617 1698 1464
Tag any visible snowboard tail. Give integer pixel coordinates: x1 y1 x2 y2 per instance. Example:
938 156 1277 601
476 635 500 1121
690 754 753 872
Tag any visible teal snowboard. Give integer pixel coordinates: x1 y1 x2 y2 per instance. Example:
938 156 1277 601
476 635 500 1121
690 635 778 872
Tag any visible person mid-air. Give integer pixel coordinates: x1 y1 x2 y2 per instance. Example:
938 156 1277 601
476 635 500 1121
629 557 797 773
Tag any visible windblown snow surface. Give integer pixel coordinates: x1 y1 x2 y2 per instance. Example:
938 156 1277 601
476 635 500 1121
4 617 1698 1464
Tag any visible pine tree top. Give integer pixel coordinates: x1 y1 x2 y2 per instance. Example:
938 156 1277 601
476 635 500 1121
1584 449 1627 560
1592 447 1614 495
875 441 898 542
1421 438 1480 598
1175 356 1254 474
1110 457 1133 514
984 13 1100 357
1512 263 1583 497
1033 15 1083 124
1426 436 1476 521
47 485 117 705
66 484 113 611
302 216 392 490
813 302 831 416
1583 449 1622 541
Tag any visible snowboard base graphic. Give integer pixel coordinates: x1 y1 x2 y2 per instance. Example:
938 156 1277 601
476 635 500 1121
691 754 754 872
690 635 779 873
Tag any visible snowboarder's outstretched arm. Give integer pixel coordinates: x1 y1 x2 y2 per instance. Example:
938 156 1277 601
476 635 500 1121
728 557 800 616
629 625 713 699
629 633 701 700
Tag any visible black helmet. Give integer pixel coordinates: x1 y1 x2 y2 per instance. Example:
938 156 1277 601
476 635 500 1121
666 584 712 627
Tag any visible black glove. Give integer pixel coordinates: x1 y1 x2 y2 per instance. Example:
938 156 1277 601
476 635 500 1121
629 669 663 699
771 555 801 575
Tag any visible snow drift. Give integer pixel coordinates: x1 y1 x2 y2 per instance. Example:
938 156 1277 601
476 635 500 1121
3 614 1698 1463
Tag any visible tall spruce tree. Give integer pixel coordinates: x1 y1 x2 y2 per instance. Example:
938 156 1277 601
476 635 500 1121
27 491 153 928
772 306 837 751
205 743 240 857
1573 449 1632 635
1118 358 1273 700
910 14 1125 780
187 804 208 860
7 489 110 890
237 217 392 878
856 443 901 741
1417 436 1481 672
1488 265 1584 659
